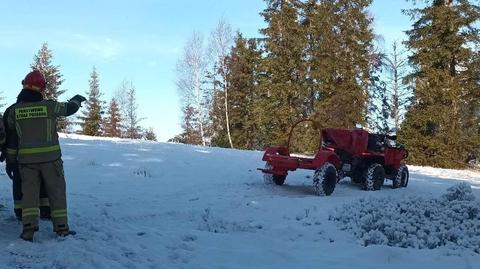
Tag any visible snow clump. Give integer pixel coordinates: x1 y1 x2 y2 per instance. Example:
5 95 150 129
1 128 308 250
331 183 480 254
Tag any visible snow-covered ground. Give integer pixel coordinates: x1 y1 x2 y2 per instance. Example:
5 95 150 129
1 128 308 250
0 134 479 269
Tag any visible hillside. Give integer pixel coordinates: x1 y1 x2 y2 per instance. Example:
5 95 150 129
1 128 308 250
0 134 479 269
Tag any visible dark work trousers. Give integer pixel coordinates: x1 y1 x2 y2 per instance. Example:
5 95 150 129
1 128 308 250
12 166 51 220
19 160 67 232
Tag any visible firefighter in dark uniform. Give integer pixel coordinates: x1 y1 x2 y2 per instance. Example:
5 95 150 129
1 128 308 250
0 120 4 210
0 117 5 171
3 91 52 221
4 70 86 241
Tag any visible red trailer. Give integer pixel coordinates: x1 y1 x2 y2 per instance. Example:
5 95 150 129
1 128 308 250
259 120 409 196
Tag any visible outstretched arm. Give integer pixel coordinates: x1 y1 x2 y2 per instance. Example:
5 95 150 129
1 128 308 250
65 101 80 116
55 95 87 117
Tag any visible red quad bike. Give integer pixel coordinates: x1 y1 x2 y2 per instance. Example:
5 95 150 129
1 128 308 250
258 120 409 196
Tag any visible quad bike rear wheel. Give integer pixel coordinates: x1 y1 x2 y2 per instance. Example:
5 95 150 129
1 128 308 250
392 164 409 188
263 163 287 186
313 162 337 196
364 163 385 191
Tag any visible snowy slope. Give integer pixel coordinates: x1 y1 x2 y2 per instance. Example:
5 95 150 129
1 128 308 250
0 134 479 269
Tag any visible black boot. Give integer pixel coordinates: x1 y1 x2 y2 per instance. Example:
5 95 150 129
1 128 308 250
56 229 76 237
20 228 36 242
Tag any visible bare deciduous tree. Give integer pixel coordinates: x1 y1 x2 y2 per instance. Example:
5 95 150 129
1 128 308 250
384 41 410 130
208 19 234 148
176 32 210 146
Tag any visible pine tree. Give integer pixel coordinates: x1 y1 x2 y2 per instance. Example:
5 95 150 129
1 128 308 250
367 50 390 133
31 42 66 100
224 34 262 149
465 51 480 164
118 81 143 139
258 0 309 147
143 128 157 141
209 89 229 147
31 42 70 131
306 0 375 129
170 106 203 144
384 41 409 131
0 91 6 110
400 0 480 168
104 98 122 137
79 67 104 136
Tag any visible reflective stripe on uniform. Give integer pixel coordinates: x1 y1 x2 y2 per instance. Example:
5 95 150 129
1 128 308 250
46 119 53 142
40 198 50 207
52 209 68 218
18 145 61 155
22 208 39 217
70 99 81 107
15 122 22 139
7 148 18 155
54 103 65 114
14 200 22 209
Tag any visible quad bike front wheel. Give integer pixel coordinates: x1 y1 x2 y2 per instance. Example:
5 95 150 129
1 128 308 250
313 162 337 196
364 163 385 191
263 163 287 186
392 164 409 189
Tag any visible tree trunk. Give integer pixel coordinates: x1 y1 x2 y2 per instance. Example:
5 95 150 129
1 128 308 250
199 121 206 146
195 70 207 147
223 68 234 148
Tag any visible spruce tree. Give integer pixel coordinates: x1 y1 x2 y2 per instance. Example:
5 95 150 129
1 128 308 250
258 0 309 147
225 34 262 149
80 67 104 136
172 106 203 144
209 89 229 147
306 0 375 129
400 0 480 168
464 51 480 164
0 91 6 110
367 52 390 134
143 128 158 141
119 81 143 139
384 42 409 131
31 42 70 131
104 98 122 137
31 42 66 100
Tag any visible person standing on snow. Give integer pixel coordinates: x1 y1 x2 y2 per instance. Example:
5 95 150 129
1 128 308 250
2 93 52 222
0 115 5 210
0 112 5 151
3 70 86 241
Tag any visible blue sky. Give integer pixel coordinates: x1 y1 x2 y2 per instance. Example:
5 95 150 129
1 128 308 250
0 0 415 141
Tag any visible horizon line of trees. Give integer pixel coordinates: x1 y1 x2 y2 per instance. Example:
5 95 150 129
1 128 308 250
173 0 480 169
2 42 158 141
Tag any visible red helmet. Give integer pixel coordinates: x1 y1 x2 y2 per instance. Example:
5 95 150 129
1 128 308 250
22 70 46 92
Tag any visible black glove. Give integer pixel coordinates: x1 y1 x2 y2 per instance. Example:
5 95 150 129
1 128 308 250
6 162 15 180
70 95 87 106
0 151 6 163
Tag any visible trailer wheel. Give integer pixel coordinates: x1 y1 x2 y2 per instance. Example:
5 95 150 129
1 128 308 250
364 163 385 191
392 164 409 188
263 163 286 186
273 174 286 185
313 162 337 196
